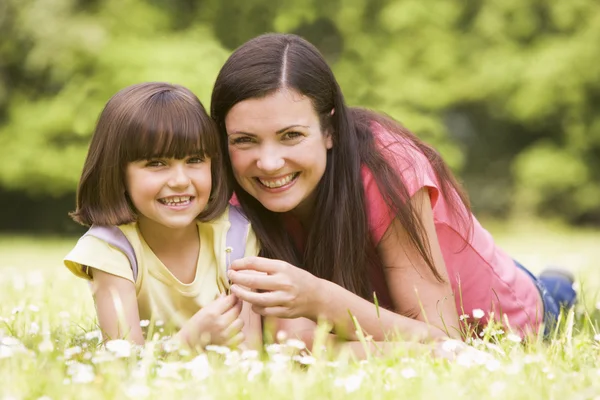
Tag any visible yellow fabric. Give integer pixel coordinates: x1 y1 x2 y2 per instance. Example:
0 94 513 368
64 206 259 328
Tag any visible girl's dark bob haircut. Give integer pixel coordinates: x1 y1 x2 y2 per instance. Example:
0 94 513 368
71 82 228 226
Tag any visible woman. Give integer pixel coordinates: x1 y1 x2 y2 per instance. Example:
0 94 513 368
210 33 576 351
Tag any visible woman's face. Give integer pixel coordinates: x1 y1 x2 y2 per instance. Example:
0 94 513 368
225 89 332 216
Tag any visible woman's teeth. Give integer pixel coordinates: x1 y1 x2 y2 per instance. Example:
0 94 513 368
258 173 297 188
159 196 192 206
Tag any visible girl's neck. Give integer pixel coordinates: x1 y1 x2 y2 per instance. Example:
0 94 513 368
136 218 200 284
137 218 198 253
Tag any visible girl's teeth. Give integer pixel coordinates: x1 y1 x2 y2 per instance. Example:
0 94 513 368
161 196 191 205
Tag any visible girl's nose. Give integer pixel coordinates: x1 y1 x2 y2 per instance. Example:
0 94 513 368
168 164 191 188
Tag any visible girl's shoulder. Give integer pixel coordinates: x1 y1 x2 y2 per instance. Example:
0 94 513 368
63 225 136 283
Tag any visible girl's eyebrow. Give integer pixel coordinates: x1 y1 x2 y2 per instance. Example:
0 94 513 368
228 124 309 136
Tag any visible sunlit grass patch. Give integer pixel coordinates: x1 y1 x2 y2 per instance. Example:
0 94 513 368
1 228 600 399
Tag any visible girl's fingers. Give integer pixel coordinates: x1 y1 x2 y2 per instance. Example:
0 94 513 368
220 299 243 325
222 317 244 339
225 331 246 348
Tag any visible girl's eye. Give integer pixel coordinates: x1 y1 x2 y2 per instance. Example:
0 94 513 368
145 159 165 167
187 156 205 164
282 131 303 140
230 136 254 145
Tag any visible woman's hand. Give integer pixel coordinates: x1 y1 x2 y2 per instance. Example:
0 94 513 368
177 294 245 348
227 257 326 320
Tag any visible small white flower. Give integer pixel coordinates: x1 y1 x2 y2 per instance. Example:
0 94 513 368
139 320 150 328
400 367 417 379
28 322 40 335
84 330 102 342
265 343 285 354
205 344 230 354
459 314 469 321
162 339 180 353
11 306 23 315
64 346 82 359
106 339 132 358
472 309 485 319
594 334 600 342
276 330 288 342
485 358 501 372
270 353 291 364
185 354 212 380
334 372 365 393
247 360 264 381
241 349 259 360
28 305 40 313
155 320 164 327
293 355 316 365
157 361 183 380
285 339 306 350
38 338 54 353
67 362 95 384
506 333 522 343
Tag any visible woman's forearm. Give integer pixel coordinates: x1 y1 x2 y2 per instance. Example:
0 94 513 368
312 279 453 342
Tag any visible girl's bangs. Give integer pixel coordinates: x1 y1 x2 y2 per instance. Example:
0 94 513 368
120 94 219 162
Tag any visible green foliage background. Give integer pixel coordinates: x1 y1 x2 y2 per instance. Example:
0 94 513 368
1 0 599 230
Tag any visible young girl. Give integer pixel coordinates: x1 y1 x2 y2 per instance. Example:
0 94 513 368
210 33 576 352
64 82 260 348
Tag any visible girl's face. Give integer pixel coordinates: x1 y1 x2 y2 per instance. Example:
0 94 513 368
225 89 333 217
125 155 212 232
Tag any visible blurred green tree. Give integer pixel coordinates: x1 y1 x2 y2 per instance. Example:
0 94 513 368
1 0 599 228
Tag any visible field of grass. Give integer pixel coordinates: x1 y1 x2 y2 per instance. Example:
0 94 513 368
1 223 600 399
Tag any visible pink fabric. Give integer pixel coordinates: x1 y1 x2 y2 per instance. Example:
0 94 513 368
365 124 542 333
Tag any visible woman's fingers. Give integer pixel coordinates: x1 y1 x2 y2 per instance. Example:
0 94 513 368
228 269 279 291
229 256 287 274
229 285 286 308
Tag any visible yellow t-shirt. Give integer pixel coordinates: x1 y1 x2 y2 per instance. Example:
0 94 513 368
63 207 259 328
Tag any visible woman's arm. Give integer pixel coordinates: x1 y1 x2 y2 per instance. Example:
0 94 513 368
229 189 460 342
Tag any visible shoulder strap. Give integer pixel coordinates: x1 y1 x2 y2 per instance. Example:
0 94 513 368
83 225 139 281
225 206 250 269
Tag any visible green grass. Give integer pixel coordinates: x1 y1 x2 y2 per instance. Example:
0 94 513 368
1 224 600 399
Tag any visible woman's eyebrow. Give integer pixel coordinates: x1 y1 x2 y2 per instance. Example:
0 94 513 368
276 124 309 134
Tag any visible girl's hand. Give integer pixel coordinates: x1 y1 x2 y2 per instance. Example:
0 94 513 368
178 294 245 348
227 257 326 320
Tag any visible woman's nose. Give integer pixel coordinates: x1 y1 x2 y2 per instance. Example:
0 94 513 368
256 148 285 172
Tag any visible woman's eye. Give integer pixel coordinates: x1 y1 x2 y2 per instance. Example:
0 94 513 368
282 131 303 140
230 136 254 145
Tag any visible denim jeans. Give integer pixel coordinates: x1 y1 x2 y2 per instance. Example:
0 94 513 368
514 260 577 336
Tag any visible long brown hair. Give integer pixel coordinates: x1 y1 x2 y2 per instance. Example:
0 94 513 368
71 82 228 226
211 34 471 300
